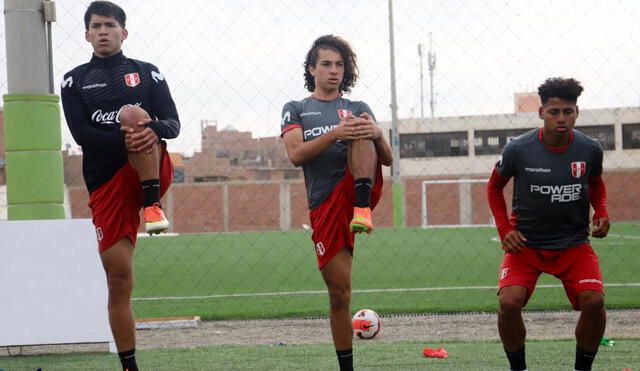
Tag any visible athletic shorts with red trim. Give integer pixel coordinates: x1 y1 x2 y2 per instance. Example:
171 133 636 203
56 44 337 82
498 244 604 310
309 165 383 270
88 141 173 253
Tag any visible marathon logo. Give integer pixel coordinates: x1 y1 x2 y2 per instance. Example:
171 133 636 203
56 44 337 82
300 111 321 117
525 167 551 173
82 82 107 90
303 124 337 140
530 183 582 203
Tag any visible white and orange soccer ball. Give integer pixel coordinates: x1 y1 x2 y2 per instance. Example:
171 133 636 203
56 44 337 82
352 309 381 339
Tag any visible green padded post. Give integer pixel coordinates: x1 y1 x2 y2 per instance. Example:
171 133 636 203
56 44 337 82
3 94 65 220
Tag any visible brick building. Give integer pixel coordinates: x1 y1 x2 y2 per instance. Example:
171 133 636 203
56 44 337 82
182 123 300 183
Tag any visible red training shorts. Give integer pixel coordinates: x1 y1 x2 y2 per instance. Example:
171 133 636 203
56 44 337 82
498 244 604 310
88 141 173 253
309 165 383 270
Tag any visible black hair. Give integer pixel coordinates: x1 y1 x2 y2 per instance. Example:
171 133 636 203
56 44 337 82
84 1 126 30
537 77 584 104
303 35 359 94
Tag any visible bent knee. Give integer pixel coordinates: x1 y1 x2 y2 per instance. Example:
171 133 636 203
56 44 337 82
499 292 526 313
119 105 150 130
578 291 604 311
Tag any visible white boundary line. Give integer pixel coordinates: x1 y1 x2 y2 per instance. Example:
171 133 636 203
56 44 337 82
491 235 640 243
133 283 640 302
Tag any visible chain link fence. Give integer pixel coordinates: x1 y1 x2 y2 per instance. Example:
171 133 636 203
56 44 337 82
1 0 639 319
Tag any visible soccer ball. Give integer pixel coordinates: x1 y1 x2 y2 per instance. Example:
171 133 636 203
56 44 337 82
352 309 381 339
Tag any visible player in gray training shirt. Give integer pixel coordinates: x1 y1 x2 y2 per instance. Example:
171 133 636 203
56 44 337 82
488 77 609 371
281 97 376 209
281 35 392 371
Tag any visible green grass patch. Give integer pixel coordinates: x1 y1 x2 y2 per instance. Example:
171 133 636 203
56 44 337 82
2 339 639 370
131 223 640 319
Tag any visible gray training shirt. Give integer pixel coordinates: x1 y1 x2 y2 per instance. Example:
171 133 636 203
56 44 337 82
495 128 604 250
281 96 375 209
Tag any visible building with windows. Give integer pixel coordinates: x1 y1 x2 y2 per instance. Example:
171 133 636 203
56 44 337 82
380 94 640 177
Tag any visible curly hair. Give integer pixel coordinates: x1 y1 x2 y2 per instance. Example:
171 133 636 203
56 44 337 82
537 77 584 104
84 1 126 30
304 35 359 94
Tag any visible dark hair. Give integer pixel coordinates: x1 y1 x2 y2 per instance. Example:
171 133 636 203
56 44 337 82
304 35 359 94
537 77 584 104
84 1 126 30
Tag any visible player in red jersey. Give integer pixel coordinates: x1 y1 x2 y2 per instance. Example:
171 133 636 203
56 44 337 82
280 35 392 370
487 77 609 371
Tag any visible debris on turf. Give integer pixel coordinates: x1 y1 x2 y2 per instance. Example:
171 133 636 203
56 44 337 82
600 336 615 346
423 347 449 358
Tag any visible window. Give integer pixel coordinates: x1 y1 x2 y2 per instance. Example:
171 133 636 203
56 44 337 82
579 125 615 150
622 123 640 149
256 170 271 180
284 170 300 179
400 131 468 158
475 128 531 155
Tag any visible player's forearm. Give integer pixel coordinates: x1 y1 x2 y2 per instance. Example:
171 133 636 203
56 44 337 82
148 118 180 140
588 175 609 219
287 132 339 166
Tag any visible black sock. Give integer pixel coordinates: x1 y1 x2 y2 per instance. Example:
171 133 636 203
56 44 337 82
354 178 372 207
141 179 161 207
118 349 139 371
336 348 353 371
575 346 597 371
505 346 526 371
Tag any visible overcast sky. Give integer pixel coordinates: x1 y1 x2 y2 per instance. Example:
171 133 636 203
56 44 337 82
1 0 639 155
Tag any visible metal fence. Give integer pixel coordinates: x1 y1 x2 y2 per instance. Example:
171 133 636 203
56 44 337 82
1 0 640 319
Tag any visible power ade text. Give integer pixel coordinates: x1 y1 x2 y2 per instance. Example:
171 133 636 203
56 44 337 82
530 184 582 203
304 125 337 140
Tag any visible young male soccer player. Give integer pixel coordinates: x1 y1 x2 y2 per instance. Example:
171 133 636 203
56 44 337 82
61 2 180 370
487 77 609 371
280 35 393 370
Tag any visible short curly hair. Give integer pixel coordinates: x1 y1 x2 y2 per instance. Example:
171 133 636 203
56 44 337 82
304 35 359 94
538 77 584 104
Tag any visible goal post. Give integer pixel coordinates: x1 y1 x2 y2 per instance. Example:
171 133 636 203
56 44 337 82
421 178 494 228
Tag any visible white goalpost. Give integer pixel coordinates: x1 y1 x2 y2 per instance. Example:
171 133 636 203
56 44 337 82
421 178 494 228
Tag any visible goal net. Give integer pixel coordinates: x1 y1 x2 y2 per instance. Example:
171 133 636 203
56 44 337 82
421 178 494 228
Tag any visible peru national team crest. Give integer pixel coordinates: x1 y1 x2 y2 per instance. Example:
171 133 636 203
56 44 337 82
124 73 140 87
571 161 586 178
337 109 352 119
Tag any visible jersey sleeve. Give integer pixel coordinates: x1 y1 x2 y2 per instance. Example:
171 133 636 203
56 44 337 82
495 140 517 178
60 71 125 149
359 101 377 122
280 101 302 136
589 140 604 178
146 64 180 140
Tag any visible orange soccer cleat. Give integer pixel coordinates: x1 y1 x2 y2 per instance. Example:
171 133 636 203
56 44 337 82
144 202 169 235
350 207 374 234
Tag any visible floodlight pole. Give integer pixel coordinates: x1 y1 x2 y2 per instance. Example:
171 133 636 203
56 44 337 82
388 0 405 227
3 0 64 220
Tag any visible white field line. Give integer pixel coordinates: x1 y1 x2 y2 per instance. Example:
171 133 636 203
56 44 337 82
490 234 640 243
132 283 640 302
